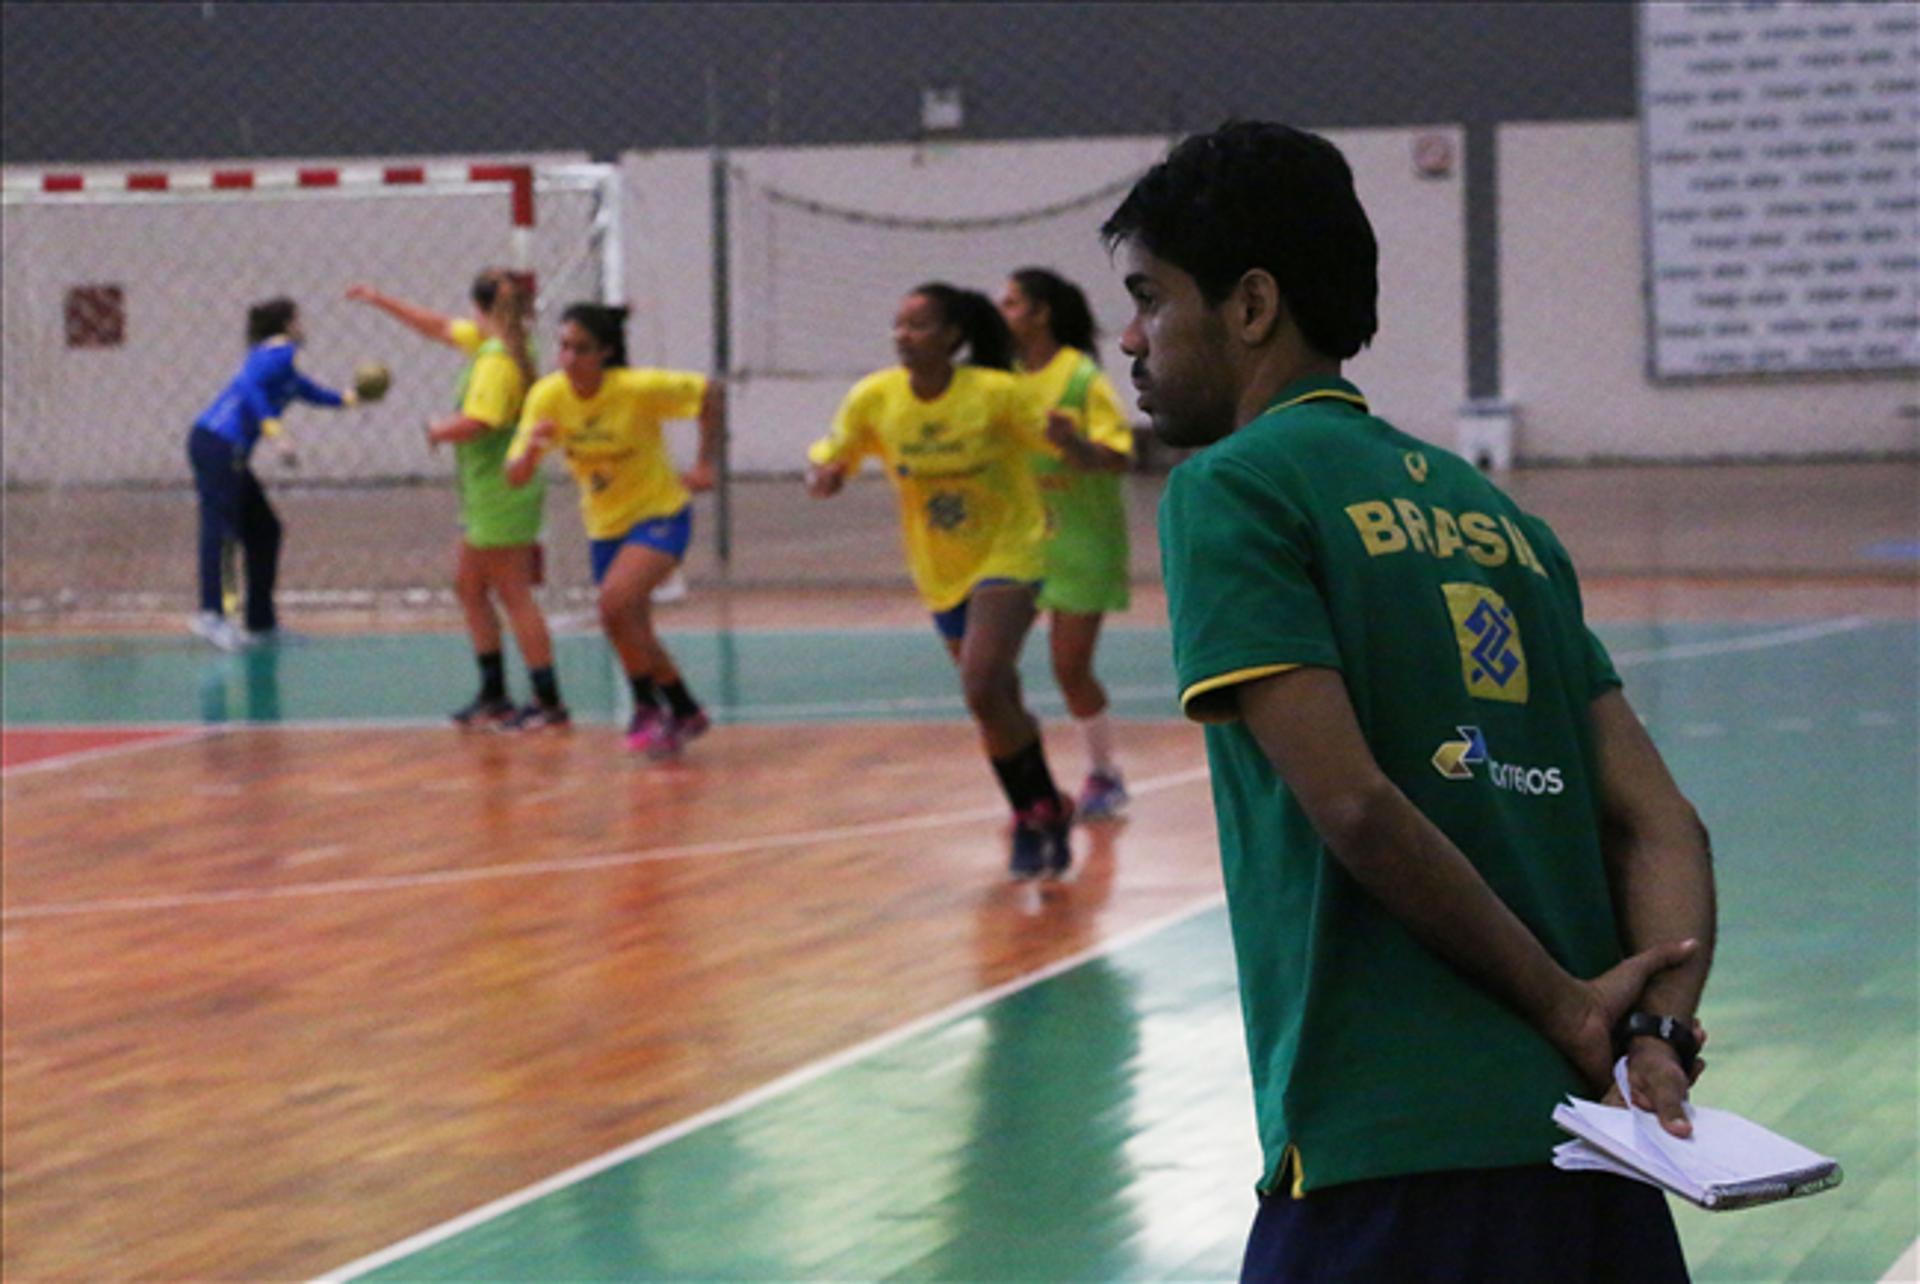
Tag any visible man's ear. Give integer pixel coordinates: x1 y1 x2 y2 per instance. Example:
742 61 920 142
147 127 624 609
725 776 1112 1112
1232 269 1286 346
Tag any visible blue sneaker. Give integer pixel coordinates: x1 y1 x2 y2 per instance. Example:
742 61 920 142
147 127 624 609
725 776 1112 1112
1009 794 1074 880
452 695 516 729
1076 770 1129 821
503 701 571 732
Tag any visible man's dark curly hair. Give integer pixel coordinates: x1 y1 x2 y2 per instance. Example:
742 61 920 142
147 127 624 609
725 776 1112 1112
1100 121 1379 361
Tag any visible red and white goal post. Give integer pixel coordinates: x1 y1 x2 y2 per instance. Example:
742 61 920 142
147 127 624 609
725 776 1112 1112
1 157 619 617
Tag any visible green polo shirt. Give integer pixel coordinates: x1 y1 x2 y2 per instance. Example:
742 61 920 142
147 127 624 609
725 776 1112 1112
1159 375 1624 1195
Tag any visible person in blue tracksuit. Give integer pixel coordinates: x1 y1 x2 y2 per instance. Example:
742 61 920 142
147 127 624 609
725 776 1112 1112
187 297 361 648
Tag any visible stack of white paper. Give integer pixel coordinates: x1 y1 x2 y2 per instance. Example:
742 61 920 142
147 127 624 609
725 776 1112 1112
1551 1059 1842 1211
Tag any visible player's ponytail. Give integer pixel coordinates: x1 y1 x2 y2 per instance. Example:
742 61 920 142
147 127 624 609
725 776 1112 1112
560 302 630 368
912 282 1014 371
474 268 534 383
246 297 299 345
1011 267 1099 364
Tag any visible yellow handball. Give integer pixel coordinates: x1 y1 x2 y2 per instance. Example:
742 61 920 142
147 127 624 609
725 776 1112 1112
353 361 392 403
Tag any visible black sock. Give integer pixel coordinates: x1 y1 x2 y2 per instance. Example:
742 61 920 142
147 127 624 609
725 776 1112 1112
659 679 701 719
528 665 562 708
990 737 1060 815
629 674 661 710
477 651 507 702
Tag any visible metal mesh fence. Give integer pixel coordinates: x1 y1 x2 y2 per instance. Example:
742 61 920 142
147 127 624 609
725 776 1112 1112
2 3 1912 619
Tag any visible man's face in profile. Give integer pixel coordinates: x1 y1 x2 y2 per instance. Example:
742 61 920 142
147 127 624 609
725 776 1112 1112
1115 239 1238 450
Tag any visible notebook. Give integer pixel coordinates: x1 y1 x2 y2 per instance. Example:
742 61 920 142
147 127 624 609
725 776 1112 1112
1550 1059 1842 1211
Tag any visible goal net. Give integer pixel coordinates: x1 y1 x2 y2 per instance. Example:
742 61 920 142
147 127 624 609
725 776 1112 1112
1 160 616 618
714 143 1167 589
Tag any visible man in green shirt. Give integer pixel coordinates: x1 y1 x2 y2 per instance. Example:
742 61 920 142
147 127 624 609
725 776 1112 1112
1102 122 1716 1281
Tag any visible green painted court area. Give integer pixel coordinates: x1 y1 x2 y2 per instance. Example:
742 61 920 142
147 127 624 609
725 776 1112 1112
5 619 1916 1281
1 625 1195 728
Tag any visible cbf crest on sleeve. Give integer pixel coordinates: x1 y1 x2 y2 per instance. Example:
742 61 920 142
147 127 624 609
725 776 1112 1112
1442 582 1528 704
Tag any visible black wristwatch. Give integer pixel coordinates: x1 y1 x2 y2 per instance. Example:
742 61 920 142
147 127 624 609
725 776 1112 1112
1615 1011 1700 1076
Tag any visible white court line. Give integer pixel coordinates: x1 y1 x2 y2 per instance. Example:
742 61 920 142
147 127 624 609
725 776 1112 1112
1884 1238 1919 1283
697 617 1887 720
3 618 1884 917
1606 615 1874 665
310 613 1892 1279
0 765 1213 921
2 619 1883 750
0 725 220 779
313 891 1228 1284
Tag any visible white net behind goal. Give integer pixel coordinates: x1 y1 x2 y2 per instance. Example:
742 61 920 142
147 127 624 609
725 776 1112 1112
730 173 1143 381
2 165 613 615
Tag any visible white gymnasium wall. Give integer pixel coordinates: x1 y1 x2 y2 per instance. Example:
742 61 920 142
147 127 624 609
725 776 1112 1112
1499 119 1919 461
13 126 1907 490
616 150 717 479
616 149 713 370
619 127 1468 475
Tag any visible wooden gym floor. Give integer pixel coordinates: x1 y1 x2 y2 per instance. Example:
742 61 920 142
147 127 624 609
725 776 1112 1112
2 461 1916 1282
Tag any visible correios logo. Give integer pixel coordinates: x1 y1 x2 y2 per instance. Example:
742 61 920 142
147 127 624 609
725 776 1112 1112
1431 726 1565 797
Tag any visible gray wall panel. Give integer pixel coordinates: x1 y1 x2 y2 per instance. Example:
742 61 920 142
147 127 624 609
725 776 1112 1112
3 2 1637 164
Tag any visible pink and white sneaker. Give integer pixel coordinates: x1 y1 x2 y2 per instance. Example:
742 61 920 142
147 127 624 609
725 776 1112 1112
631 708 712 759
626 705 667 754
668 710 711 750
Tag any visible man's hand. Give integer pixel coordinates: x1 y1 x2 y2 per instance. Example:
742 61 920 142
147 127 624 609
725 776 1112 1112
345 284 378 304
1546 939 1700 1096
805 462 845 498
1601 1021 1708 1138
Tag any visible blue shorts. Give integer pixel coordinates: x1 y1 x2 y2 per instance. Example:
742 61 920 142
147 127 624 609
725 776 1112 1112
1241 1164 1687 1283
589 506 693 585
930 578 1040 643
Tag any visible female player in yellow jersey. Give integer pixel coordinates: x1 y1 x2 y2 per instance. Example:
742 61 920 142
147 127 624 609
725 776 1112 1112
805 283 1076 880
506 303 723 757
1000 267 1135 820
346 272 570 729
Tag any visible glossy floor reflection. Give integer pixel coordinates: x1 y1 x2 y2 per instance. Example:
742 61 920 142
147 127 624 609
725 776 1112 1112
2 618 1915 1282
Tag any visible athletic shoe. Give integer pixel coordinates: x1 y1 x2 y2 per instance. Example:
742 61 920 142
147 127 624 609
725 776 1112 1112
189 611 245 653
451 695 516 729
636 708 711 759
669 709 711 748
626 705 668 754
1076 770 1130 821
1009 793 1075 881
503 701 571 732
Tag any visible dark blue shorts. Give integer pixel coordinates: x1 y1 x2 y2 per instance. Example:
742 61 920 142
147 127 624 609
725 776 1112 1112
1241 1164 1688 1283
930 578 1040 643
589 506 693 584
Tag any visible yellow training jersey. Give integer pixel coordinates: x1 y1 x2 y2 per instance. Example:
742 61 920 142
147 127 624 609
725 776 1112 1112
448 319 526 428
510 367 707 540
809 365 1049 611
1018 346 1134 460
